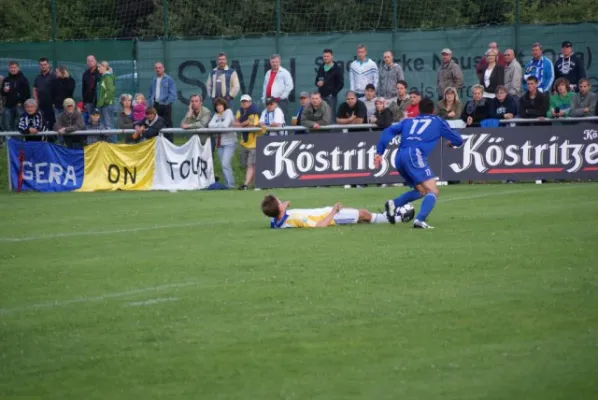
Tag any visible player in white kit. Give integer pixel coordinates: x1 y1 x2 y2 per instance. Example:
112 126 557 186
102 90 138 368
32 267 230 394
261 194 411 229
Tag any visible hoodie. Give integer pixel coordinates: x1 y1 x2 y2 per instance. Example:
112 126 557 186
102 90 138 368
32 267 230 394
555 53 586 90
96 72 115 108
52 77 76 108
2 71 31 108
490 95 518 119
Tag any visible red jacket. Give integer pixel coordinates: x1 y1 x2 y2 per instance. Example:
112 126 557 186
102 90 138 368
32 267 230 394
406 103 419 118
476 52 506 80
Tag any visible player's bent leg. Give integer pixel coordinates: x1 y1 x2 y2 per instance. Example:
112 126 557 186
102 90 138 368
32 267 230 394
414 178 438 229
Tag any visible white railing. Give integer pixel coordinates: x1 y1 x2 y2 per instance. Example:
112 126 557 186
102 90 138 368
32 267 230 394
0 117 597 138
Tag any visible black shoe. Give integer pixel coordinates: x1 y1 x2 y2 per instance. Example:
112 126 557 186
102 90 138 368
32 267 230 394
238 185 248 190
384 200 396 225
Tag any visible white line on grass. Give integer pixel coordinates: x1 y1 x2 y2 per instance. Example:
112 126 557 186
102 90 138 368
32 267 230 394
0 184 586 243
124 297 179 307
0 282 195 316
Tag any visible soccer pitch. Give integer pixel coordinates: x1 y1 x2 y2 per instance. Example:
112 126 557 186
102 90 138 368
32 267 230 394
1 184 597 399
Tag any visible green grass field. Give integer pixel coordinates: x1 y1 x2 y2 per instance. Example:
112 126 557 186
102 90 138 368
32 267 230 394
1 183 598 399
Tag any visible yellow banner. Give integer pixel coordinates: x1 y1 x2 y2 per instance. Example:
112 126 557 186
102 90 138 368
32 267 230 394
78 138 156 192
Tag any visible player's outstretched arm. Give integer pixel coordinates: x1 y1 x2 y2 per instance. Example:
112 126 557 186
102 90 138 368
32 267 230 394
440 120 464 148
376 121 404 155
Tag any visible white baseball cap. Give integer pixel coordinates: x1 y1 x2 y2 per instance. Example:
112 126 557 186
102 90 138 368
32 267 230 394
240 94 252 102
441 48 452 55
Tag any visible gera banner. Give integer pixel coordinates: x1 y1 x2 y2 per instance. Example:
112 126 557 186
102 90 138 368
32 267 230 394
255 131 442 188
443 125 598 181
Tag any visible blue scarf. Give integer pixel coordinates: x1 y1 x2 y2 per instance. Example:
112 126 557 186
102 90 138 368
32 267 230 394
525 57 544 86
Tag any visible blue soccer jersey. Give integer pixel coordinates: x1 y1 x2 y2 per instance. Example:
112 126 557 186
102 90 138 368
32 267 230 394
376 115 464 187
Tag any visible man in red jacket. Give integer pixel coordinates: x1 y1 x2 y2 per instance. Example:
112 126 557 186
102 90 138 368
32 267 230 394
476 42 506 80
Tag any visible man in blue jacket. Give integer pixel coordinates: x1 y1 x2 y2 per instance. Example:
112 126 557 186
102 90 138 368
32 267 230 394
148 62 177 142
522 42 554 94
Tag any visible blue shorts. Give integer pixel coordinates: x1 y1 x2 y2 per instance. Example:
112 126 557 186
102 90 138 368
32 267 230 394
395 148 435 188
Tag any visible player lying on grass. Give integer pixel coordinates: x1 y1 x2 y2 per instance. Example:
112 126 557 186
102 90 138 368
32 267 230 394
375 97 464 229
261 195 414 229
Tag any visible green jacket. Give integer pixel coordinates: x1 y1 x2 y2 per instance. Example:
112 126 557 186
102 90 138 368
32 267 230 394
547 92 574 117
96 72 115 108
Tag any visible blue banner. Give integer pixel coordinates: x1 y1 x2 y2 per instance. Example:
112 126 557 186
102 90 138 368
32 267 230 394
8 139 84 192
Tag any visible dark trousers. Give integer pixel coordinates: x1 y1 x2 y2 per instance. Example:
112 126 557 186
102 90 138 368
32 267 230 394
39 104 56 143
323 94 338 117
278 99 289 123
154 102 173 142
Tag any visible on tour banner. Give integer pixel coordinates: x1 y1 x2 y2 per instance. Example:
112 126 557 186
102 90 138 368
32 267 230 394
7 136 215 192
255 125 598 188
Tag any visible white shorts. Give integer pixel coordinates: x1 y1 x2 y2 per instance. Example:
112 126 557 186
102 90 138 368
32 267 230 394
333 208 360 225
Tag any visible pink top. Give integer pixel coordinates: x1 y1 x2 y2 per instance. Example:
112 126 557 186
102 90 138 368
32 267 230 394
133 101 146 121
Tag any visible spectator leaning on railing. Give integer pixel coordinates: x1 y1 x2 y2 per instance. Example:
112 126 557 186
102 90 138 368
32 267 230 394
437 48 464 101
519 76 549 120
260 97 286 135
490 86 517 120
86 108 107 146
387 80 411 122
523 42 554 94
436 87 462 121
293 92 310 126
378 50 404 99
208 97 237 189
461 85 490 127
18 99 47 142
547 78 574 118
336 91 367 125
369 97 393 129
363 83 377 119
181 94 211 130
570 79 597 117
132 107 166 143
233 94 261 190
301 92 332 131
2 61 30 132
349 44 378 99
54 98 86 149
315 48 344 114
555 41 586 92
503 49 523 100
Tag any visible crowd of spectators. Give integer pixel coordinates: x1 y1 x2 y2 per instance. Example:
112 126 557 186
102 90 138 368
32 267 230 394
1 41 597 188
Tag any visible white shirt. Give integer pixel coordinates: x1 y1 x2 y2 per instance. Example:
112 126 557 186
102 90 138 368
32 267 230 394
260 107 286 135
155 76 163 102
261 67 294 102
483 68 495 98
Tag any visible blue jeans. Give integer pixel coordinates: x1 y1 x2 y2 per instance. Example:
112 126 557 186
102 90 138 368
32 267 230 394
217 143 236 188
3 106 23 131
100 104 116 143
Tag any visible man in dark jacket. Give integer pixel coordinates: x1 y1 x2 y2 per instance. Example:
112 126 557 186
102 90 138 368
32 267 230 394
555 41 586 92
33 57 56 139
519 76 549 120
82 55 101 114
315 49 344 116
2 61 31 131
131 107 165 143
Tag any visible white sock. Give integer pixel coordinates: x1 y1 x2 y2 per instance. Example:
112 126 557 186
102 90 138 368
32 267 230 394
370 213 389 224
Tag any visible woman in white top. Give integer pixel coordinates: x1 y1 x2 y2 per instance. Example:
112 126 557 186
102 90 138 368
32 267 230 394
479 49 504 99
208 97 236 188
259 97 286 136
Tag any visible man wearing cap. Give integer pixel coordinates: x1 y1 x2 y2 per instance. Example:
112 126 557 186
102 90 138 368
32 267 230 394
405 89 421 118
363 83 377 119
260 97 286 136
522 42 554 94
54 98 85 149
262 54 294 122
293 92 310 126
301 92 332 130
233 94 261 189
555 41 586 92
86 108 107 145
437 49 463 101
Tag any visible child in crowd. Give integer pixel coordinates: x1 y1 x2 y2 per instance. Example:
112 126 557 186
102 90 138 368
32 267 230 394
86 108 107 145
133 93 147 121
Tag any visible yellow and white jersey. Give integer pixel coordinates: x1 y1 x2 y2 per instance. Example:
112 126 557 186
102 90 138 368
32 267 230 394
270 207 359 229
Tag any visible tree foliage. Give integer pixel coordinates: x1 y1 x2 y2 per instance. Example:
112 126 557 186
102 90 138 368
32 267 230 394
0 0 596 42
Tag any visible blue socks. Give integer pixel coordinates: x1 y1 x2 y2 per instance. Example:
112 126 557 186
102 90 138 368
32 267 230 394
394 190 423 208
416 193 437 221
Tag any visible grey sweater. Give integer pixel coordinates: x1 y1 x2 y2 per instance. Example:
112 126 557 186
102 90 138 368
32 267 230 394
569 92 597 117
378 63 405 98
